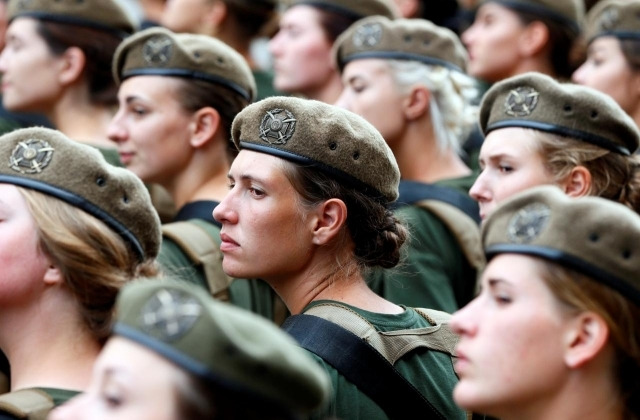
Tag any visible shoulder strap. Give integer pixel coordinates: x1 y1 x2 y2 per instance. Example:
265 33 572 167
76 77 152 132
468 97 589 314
0 389 55 420
161 221 232 301
416 199 486 272
282 314 446 420
304 303 458 365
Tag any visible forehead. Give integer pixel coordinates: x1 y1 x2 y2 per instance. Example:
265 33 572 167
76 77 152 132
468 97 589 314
481 128 541 155
119 75 184 99
343 58 391 78
281 5 323 27
6 16 39 37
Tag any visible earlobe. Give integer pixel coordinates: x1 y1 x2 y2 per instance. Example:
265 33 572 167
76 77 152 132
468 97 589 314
58 47 86 86
312 199 348 245
563 312 609 369
43 264 63 286
563 166 591 197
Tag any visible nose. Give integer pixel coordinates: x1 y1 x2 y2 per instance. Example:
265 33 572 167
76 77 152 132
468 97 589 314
450 298 480 337
107 109 127 144
0 48 10 73
469 171 490 204
47 393 88 420
268 31 283 57
571 64 586 84
212 193 237 225
334 89 350 109
461 24 476 48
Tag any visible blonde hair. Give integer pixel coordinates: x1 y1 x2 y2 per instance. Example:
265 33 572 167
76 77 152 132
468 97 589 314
20 188 159 342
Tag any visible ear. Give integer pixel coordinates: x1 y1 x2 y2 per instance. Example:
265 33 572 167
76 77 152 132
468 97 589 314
394 0 419 18
402 85 430 121
57 46 86 86
189 107 221 149
518 21 550 57
43 264 63 286
563 166 591 197
563 311 610 369
202 0 228 34
311 198 348 246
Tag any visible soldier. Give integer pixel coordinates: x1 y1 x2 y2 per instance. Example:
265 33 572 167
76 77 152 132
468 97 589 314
452 185 640 420
213 96 467 419
49 278 331 420
108 27 282 322
573 0 640 129
334 16 482 311
470 71 640 218
269 0 398 104
0 127 161 417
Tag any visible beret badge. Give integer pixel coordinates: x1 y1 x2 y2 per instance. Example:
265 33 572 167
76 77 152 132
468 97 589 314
142 35 173 66
259 108 297 145
598 7 620 31
353 22 383 48
505 86 539 117
9 139 54 174
139 288 202 342
507 203 551 244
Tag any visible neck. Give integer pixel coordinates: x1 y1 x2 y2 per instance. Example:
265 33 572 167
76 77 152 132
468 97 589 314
302 72 343 104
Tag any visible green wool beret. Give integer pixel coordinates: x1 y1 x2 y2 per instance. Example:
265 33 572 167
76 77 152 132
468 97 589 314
113 26 256 102
334 16 468 73
479 72 640 156
231 96 400 203
584 0 640 43
0 127 161 261
288 0 398 20
482 185 640 305
113 278 331 413
480 0 584 34
7 0 135 38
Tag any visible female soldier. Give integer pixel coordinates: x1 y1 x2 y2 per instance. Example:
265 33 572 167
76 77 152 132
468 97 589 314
213 96 466 419
572 0 640 128
268 0 397 104
0 0 135 162
0 126 160 417
461 0 584 83
334 16 482 311
108 27 280 321
452 185 640 420
49 278 331 420
469 71 640 219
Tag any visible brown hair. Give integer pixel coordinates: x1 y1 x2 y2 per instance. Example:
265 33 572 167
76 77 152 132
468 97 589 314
619 38 640 71
20 189 158 343
537 259 640 419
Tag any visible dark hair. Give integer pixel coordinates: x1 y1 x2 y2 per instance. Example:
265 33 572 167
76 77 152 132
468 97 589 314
224 0 277 42
174 77 250 162
280 161 407 269
314 7 360 43
36 20 126 106
619 38 640 71
513 10 579 79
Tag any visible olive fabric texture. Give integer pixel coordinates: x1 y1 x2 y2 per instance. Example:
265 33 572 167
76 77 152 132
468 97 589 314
583 0 640 43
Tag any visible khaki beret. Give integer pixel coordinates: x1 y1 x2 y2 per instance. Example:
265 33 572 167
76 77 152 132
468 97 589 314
113 27 256 103
480 0 584 34
288 0 398 20
584 0 640 44
482 185 640 305
479 72 640 156
0 127 161 261
7 0 135 38
231 96 400 203
113 278 331 413
334 16 468 73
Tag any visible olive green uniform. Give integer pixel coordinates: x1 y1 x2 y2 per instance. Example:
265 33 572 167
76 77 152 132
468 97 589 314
303 300 465 420
367 174 479 313
0 388 79 419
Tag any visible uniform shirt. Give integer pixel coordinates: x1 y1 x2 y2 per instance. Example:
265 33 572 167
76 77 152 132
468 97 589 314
0 387 79 419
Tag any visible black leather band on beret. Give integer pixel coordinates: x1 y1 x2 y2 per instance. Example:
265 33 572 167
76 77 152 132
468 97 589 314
492 0 580 33
486 120 632 155
10 11 130 38
341 51 464 73
122 68 252 102
0 174 145 260
485 243 640 306
594 30 640 41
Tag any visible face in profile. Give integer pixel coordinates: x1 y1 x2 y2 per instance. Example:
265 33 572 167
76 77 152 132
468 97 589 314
107 75 195 185
213 149 316 281
450 254 573 417
469 127 556 220
48 336 183 420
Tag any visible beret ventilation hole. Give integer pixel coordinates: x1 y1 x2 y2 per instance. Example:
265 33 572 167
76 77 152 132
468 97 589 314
329 142 337 151
217 57 225 65
590 110 598 119
623 249 632 260
122 195 130 204
589 232 599 242
352 151 360 160
404 35 412 43
423 38 430 46
563 104 572 113
193 51 201 59
96 177 106 187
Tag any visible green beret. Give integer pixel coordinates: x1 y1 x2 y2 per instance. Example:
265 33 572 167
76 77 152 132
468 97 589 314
482 185 640 305
7 0 135 38
288 0 398 20
113 27 256 102
479 72 640 156
480 0 584 34
113 278 331 414
0 127 161 261
334 16 468 73
231 96 400 203
583 0 640 44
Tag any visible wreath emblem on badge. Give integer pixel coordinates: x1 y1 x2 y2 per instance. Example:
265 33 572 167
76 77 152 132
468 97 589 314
504 86 539 117
353 23 383 49
9 138 54 174
259 108 297 145
139 288 202 342
598 7 620 31
142 35 173 66
507 203 551 244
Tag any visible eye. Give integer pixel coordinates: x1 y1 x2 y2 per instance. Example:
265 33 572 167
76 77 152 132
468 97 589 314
498 164 513 173
132 106 148 116
249 187 265 197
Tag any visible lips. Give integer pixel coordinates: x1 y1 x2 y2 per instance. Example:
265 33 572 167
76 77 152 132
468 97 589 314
219 233 239 252
118 151 135 165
